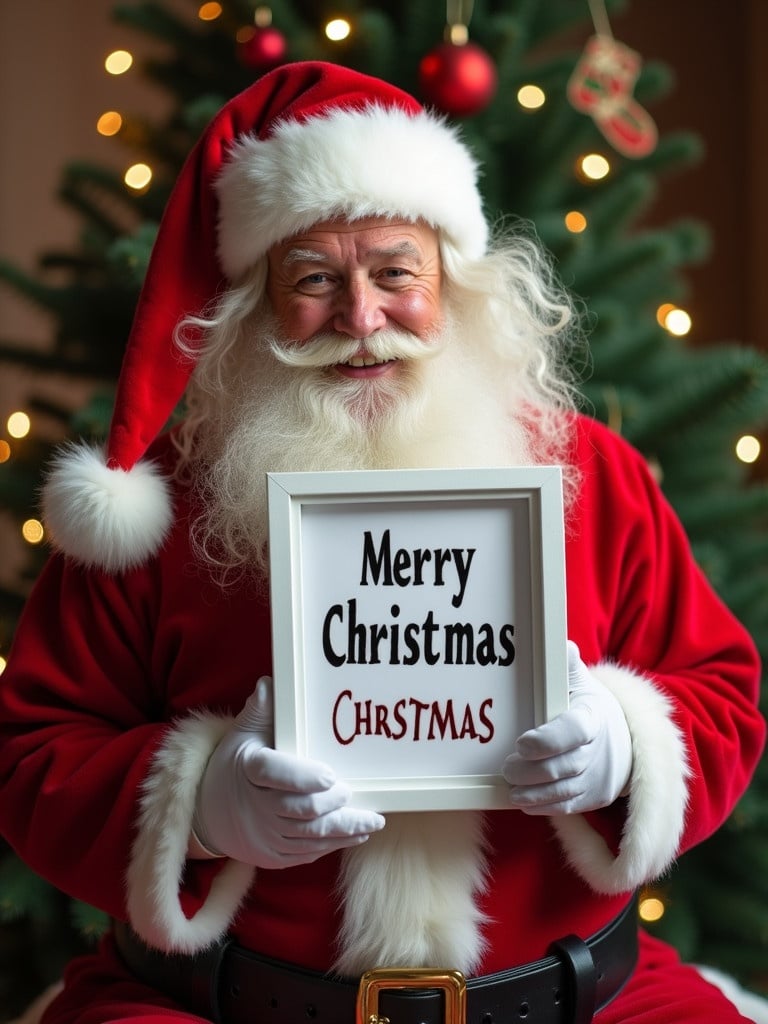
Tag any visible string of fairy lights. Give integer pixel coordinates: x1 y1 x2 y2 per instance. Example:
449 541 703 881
0 6 763 701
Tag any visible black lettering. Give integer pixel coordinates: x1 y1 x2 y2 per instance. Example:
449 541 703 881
434 548 451 586
413 547 432 586
346 598 366 664
388 604 400 665
451 548 476 607
422 611 440 665
475 623 497 666
322 604 345 666
369 621 388 665
498 624 516 666
360 530 393 586
444 622 475 665
403 622 421 665
393 547 412 586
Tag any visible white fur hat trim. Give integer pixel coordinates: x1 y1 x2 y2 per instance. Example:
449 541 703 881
215 104 488 278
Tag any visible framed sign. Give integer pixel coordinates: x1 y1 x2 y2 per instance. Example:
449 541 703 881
267 467 567 812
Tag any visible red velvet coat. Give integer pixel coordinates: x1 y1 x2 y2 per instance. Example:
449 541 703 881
0 415 763 1021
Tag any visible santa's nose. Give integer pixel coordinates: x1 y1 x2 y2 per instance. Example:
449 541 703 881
332 278 387 338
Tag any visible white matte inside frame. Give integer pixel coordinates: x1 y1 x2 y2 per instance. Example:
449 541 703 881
267 467 568 812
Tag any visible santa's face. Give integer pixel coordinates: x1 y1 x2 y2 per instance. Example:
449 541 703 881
265 216 444 384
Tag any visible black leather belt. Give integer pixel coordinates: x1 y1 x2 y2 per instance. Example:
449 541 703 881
113 896 637 1024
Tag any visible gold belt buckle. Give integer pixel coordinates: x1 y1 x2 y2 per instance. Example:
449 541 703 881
356 967 467 1024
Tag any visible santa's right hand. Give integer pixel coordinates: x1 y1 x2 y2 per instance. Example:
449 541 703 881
193 676 385 868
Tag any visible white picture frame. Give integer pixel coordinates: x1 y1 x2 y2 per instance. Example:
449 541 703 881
267 466 568 812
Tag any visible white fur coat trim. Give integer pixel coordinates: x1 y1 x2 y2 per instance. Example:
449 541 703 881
126 712 254 952
551 661 690 893
215 104 487 279
42 442 172 572
335 810 489 976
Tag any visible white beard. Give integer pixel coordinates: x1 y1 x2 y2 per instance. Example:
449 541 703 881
188 314 534 581
187 316 539 975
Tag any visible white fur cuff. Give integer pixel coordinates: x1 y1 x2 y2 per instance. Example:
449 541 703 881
126 713 255 952
551 662 690 893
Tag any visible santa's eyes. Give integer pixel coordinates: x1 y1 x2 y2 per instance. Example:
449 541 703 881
295 267 414 293
298 272 331 287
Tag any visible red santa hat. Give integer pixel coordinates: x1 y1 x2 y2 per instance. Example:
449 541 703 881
42 61 488 572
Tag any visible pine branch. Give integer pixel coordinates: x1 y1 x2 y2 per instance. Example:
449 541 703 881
671 484 768 534
57 163 141 238
0 343 117 379
0 858 58 925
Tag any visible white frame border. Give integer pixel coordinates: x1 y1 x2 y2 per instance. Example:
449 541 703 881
267 466 567 812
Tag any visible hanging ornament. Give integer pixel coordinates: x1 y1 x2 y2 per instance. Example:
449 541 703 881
567 0 657 158
419 1 497 118
237 6 287 72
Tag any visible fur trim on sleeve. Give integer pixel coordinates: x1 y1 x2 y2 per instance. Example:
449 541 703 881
551 661 690 893
126 713 255 952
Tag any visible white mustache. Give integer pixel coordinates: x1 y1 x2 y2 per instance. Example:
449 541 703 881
268 328 443 369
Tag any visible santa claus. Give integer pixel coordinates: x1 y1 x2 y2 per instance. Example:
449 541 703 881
0 61 764 1024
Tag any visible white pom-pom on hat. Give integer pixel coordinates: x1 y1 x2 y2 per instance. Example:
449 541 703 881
42 444 172 573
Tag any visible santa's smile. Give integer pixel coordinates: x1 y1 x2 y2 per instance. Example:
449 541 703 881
335 353 399 378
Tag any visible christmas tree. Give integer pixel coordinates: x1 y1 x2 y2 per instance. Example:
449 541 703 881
1 0 767 1015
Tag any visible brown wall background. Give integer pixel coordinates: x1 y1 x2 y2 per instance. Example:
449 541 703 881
614 0 767 352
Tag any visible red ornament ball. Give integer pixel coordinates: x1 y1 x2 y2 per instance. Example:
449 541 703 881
237 25 287 71
419 40 497 117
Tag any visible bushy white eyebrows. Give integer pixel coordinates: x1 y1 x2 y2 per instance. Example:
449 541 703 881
281 248 327 266
280 241 423 267
369 241 423 262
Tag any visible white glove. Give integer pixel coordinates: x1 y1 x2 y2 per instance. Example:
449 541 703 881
194 676 385 867
503 642 632 814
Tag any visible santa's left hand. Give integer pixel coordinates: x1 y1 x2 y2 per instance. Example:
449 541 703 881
503 642 633 814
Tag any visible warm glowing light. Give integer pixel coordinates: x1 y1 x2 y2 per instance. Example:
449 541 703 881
325 18 351 41
638 897 665 923
656 302 676 327
664 307 692 337
0 655 6 676
124 163 153 191
579 153 610 180
0 440 10 463
105 50 133 75
517 84 546 110
97 111 123 136
565 211 588 233
22 519 44 545
736 435 761 464
198 1 222 20
448 23 469 45
254 6 273 27
7 412 30 438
